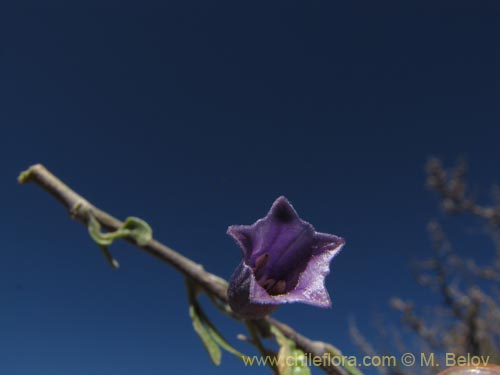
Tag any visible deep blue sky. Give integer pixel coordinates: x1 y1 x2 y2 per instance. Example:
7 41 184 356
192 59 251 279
1 2 500 374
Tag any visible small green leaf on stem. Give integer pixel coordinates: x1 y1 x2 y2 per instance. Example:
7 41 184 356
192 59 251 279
121 217 152 246
86 213 152 268
17 169 32 184
88 215 114 246
190 304 222 365
271 326 311 375
186 280 246 366
197 305 245 359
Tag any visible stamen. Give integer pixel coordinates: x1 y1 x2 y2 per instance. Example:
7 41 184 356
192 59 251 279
254 253 269 271
260 278 277 291
270 280 287 295
256 273 266 284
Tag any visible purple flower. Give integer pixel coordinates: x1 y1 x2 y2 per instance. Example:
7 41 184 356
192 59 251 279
227 196 345 319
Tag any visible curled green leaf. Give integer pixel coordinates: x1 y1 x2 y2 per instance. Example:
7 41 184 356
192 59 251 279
88 215 114 246
121 217 152 246
86 213 152 268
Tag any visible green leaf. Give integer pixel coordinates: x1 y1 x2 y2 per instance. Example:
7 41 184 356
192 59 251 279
186 280 246 366
86 213 152 268
195 303 245 359
288 349 310 375
271 326 311 375
121 217 152 246
88 215 114 246
189 304 222 366
88 214 152 247
17 169 32 184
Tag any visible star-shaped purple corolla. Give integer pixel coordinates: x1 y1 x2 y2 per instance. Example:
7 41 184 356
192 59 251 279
227 196 345 319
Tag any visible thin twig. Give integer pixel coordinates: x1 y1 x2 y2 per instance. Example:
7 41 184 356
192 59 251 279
18 163 348 375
